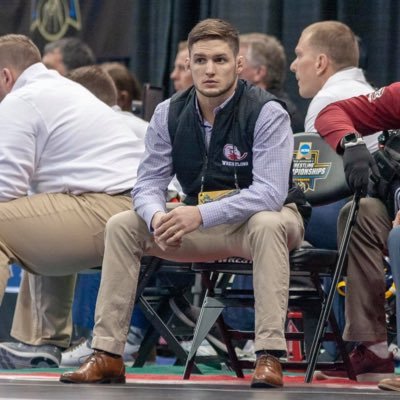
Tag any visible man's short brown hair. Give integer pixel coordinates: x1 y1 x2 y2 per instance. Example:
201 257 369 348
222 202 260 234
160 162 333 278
302 21 359 69
67 65 117 107
0 34 41 72
100 62 142 101
188 18 239 56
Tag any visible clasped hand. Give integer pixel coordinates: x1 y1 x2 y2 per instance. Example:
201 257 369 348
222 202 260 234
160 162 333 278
152 206 202 251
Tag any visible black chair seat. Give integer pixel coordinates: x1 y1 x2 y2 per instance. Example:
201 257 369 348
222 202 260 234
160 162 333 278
190 246 338 276
290 247 338 274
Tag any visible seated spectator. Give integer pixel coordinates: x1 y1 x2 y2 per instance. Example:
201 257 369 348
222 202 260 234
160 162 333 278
59 18 304 388
290 20 381 250
170 40 193 92
100 61 142 112
42 37 95 75
315 84 398 384
290 19 382 361
239 32 303 132
0 34 141 369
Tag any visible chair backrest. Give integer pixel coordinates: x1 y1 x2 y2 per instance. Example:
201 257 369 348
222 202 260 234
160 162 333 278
141 83 164 122
293 132 351 206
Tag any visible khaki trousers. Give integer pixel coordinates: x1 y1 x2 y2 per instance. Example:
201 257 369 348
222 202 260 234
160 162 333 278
92 204 304 355
338 197 391 342
0 193 132 347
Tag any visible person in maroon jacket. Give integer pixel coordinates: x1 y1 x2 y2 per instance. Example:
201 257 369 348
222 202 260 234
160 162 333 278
315 84 400 387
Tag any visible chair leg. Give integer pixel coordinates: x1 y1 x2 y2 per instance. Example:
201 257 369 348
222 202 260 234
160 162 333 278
183 296 224 379
305 195 360 383
133 296 173 367
133 323 160 367
215 315 245 378
137 295 195 369
327 312 356 380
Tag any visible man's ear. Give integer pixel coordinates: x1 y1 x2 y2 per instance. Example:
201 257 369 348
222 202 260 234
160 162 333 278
185 57 190 71
254 65 267 84
237 55 244 74
0 68 15 92
118 90 131 110
315 53 329 76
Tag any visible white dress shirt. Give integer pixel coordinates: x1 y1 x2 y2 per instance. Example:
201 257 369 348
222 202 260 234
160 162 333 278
112 105 149 141
0 63 142 201
305 67 380 153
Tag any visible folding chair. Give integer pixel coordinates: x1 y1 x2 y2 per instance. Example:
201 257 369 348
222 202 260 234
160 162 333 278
131 256 201 369
182 132 360 382
77 256 199 369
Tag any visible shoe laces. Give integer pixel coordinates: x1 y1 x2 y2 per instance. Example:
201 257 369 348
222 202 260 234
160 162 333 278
350 344 368 362
256 354 278 368
83 351 101 367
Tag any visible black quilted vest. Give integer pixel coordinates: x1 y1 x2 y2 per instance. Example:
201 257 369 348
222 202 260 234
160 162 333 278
168 79 284 205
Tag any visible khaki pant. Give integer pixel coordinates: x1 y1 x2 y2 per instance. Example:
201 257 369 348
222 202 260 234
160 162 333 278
0 192 132 348
338 197 391 342
92 204 304 355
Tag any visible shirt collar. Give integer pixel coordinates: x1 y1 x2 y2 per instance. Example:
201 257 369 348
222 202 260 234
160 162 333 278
195 91 236 126
12 62 57 92
322 67 367 89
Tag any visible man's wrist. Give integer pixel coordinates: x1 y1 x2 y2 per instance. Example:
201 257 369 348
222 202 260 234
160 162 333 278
151 211 164 230
340 132 364 149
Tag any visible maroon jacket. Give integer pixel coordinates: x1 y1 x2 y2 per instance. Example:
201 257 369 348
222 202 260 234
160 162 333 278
315 82 400 151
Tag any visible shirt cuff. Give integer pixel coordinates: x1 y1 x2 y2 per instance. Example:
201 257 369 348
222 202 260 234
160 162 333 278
140 204 166 231
197 201 225 229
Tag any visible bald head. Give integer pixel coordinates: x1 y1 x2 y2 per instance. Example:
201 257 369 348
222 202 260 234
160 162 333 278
301 21 359 69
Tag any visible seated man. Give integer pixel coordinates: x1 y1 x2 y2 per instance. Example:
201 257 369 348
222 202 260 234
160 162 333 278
170 40 193 92
60 18 304 388
0 34 141 368
42 37 95 76
290 20 380 250
239 32 303 132
289 20 382 359
100 61 142 111
315 84 398 384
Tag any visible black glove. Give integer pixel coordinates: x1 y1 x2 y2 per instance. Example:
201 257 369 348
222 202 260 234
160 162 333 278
342 142 373 196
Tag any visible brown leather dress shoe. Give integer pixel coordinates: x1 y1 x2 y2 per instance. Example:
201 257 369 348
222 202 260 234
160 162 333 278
59 350 125 384
378 377 400 391
250 354 283 388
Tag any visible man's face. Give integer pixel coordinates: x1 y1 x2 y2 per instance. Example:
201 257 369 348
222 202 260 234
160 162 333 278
42 48 67 75
290 33 322 98
170 49 193 91
188 39 242 101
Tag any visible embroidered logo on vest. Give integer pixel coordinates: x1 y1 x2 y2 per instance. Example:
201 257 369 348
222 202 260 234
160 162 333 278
222 144 248 166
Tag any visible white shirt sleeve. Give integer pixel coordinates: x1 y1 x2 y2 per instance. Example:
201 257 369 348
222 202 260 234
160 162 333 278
132 100 173 229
